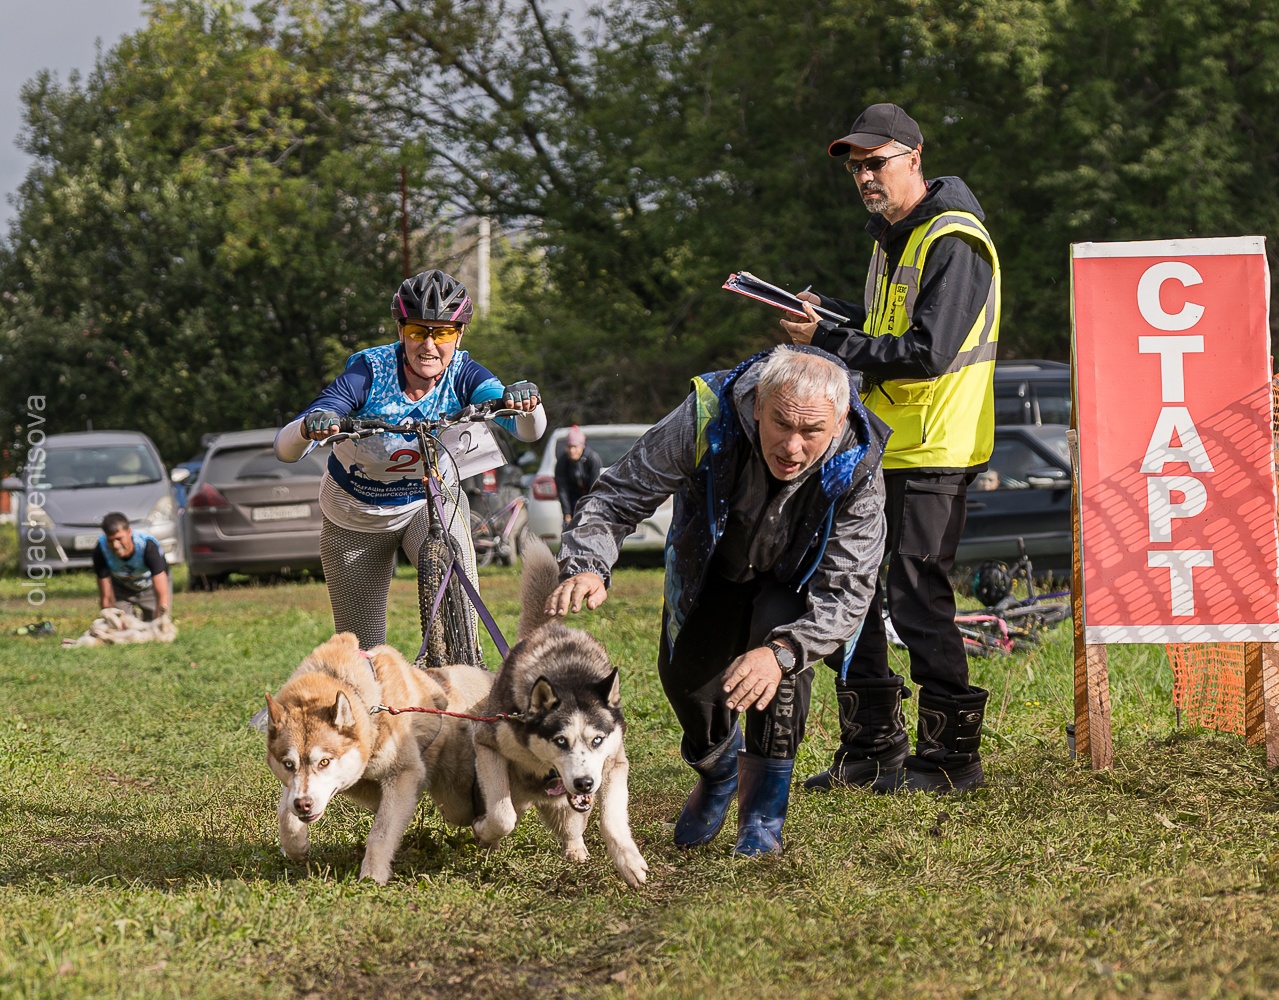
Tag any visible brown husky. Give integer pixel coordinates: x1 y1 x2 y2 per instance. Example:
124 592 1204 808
470 536 648 887
265 633 493 884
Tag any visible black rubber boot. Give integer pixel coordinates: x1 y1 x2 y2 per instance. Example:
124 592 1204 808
803 675 909 793
673 726 744 847
732 752 794 857
901 687 989 793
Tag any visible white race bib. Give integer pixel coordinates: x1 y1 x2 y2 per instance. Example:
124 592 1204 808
437 422 507 481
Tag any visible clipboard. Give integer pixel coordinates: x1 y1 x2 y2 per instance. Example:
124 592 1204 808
722 271 850 324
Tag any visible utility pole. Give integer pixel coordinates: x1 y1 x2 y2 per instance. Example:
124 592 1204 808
400 165 410 279
477 171 491 317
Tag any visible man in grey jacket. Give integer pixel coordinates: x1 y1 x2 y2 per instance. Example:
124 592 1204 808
546 345 888 856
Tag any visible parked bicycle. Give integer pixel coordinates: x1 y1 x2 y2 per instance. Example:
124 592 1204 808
470 493 528 567
323 400 521 668
957 539 1071 655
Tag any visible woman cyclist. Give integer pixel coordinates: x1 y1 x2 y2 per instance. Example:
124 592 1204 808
274 269 546 650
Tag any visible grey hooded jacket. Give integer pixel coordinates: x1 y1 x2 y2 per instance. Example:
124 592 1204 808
558 361 887 669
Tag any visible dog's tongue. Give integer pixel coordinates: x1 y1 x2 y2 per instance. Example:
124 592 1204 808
543 774 592 812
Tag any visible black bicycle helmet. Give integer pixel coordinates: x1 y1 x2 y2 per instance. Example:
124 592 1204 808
972 560 1014 608
391 269 474 325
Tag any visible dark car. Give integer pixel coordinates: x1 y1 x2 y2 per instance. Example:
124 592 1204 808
957 423 1072 574
183 429 325 588
993 359 1071 426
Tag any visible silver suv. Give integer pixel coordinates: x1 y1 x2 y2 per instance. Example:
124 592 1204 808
4 431 183 573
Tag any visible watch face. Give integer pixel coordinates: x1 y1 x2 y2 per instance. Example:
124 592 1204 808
770 643 796 670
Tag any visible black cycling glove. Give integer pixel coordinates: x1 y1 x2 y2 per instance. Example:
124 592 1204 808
503 381 539 406
304 410 342 436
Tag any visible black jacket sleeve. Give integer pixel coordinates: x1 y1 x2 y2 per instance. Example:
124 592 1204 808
554 453 573 516
812 233 994 381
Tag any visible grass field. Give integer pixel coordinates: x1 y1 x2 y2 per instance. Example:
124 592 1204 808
4 561 1279 999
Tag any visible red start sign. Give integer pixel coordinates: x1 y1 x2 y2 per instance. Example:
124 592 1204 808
1072 237 1279 643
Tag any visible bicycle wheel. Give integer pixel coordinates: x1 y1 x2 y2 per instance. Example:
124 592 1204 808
469 511 499 568
416 531 482 668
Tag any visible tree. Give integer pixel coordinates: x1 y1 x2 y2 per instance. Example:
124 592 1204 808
377 0 1279 423
0 0 405 463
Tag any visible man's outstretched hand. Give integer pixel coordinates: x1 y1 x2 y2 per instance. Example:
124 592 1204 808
546 572 608 615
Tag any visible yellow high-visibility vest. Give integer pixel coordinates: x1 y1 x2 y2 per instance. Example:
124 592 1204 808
861 210 1000 470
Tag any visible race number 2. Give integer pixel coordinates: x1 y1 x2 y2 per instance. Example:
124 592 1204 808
437 423 507 481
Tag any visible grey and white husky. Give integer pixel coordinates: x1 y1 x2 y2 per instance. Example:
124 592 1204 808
471 535 648 888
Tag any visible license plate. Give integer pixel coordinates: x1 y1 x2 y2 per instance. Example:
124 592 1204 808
251 504 310 522
74 533 99 550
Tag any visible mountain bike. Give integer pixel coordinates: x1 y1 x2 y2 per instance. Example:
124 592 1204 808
326 401 521 668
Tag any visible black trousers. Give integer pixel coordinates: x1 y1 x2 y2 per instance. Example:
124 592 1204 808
842 470 974 700
658 574 814 762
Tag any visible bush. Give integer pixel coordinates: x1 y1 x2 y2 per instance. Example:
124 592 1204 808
0 520 17 577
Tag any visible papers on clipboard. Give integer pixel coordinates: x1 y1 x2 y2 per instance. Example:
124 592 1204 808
722 271 850 324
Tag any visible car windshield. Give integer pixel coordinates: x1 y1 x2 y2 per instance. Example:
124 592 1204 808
204 445 327 483
41 445 163 489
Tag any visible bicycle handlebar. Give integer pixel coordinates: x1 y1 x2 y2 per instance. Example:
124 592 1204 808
327 400 523 443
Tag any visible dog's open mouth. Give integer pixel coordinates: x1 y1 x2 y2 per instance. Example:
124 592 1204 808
544 774 594 813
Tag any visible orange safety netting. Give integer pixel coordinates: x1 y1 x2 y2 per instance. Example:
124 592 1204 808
1163 376 1279 735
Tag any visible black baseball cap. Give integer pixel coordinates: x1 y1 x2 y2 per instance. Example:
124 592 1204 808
828 103 924 157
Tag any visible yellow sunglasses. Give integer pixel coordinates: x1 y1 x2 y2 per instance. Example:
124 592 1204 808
401 323 462 344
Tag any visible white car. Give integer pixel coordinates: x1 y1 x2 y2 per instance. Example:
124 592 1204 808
527 424 673 553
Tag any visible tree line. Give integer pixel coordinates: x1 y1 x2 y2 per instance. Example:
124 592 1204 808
3 0 1276 463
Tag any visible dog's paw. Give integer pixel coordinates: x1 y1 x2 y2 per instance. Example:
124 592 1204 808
563 841 591 863
278 829 311 861
612 846 649 888
358 859 392 885
358 859 391 884
472 815 509 849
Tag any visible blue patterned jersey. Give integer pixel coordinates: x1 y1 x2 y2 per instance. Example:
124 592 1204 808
301 343 505 505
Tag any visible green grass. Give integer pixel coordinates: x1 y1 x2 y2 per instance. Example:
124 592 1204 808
4 565 1279 998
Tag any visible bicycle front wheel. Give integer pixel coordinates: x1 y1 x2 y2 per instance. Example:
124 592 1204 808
416 532 482 668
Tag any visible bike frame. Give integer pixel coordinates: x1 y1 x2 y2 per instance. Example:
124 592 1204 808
320 402 523 662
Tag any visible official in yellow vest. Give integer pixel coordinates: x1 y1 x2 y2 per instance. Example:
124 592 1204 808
783 102 1000 794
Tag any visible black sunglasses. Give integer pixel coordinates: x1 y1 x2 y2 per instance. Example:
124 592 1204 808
844 150 913 174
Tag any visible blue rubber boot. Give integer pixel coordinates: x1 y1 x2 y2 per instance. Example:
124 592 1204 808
673 726 744 847
732 752 795 857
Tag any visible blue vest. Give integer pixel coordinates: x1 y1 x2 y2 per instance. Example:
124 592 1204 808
98 530 159 591
662 348 880 652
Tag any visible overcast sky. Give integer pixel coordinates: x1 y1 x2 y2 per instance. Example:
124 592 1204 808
0 0 148 229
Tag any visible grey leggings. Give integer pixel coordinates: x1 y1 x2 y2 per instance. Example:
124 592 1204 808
319 486 477 651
